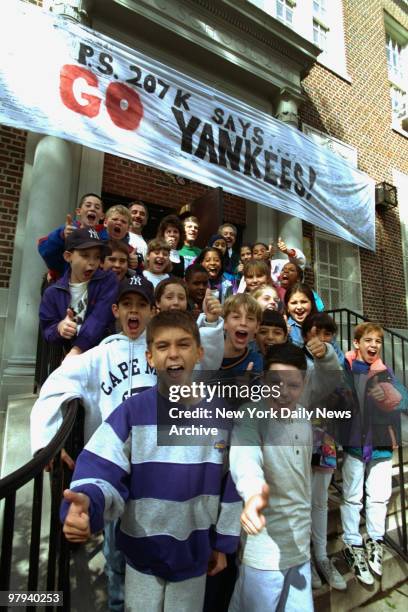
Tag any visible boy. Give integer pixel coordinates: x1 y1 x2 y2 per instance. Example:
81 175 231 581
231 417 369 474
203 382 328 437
32 276 225 611
103 240 133 281
179 216 202 269
38 193 105 279
32 277 225 455
221 293 263 373
185 263 210 316
229 343 314 611
302 312 345 366
61 311 242 612
143 238 171 288
104 205 140 270
301 313 347 591
255 310 288 356
340 323 403 584
39 228 117 357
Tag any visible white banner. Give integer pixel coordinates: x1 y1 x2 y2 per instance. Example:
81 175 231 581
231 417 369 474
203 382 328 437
0 2 375 250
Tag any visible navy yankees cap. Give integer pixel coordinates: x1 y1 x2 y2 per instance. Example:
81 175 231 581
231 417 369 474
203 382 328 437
65 227 109 252
117 274 154 305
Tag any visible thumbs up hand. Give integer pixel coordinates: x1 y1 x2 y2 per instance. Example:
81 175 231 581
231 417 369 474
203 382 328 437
203 289 222 323
63 214 76 239
369 376 386 403
277 237 288 254
57 308 78 339
241 483 270 535
62 489 91 542
306 326 327 360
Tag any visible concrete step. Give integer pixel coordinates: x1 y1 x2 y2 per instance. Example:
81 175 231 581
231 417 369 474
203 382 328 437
313 539 408 611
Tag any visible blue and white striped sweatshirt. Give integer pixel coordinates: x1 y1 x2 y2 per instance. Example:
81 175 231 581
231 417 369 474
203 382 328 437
60 385 242 581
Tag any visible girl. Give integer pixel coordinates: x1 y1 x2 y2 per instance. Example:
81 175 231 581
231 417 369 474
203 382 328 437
252 285 281 312
208 233 228 257
236 243 253 278
284 283 318 347
279 262 325 311
155 277 188 312
195 247 234 304
156 214 185 278
239 260 273 294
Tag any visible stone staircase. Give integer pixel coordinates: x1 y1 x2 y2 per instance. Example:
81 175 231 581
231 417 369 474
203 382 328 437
313 444 408 611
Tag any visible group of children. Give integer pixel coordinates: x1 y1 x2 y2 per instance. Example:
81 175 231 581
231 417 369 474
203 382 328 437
30 194 407 611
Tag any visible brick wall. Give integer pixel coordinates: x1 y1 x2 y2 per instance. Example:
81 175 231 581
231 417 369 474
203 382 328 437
102 154 246 226
300 0 408 328
0 126 26 288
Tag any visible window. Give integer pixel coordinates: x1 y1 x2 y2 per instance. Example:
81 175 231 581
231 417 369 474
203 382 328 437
276 0 294 26
390 84 407 120
385 16 408 128
315 233 362 313
387 34 404 82
313 0 327 20
313 19 328 52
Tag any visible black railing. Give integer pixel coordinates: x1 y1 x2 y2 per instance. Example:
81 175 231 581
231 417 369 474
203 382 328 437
0 400 84 611
34 276 64 393
327 308 408 560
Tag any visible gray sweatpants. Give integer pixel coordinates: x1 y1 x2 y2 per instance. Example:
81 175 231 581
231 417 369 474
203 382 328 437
228 562 313 612
124 564 206 612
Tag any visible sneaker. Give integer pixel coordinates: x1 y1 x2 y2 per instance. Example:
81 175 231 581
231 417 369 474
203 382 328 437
311 560 322 589
364 537 383 577
316 557 347 591
343 544 374 585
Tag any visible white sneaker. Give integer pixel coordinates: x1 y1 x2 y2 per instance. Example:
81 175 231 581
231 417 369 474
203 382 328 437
343 544 374 585
311 560 322 589
316 557 347 591
364 537 383 577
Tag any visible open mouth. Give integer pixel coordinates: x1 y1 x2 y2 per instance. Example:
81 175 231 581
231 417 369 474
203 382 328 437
166 365 185 379
127 316 139 332
113 226 122 236
367 349 377 358
235 330 248 343
87 212 97 224
84 270 94 279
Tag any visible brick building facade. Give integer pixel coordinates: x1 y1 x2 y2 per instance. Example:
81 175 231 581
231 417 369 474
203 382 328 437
1 0 408 397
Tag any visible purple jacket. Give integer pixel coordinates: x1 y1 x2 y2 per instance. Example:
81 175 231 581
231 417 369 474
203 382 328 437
39 268 118 352
38 222 109 277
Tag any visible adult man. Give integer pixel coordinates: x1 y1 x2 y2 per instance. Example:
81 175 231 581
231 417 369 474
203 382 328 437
128 201 148 260
218 223 240 280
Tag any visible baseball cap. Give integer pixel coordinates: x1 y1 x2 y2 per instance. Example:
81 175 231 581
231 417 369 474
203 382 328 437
117 275 154 305
65 227 109 252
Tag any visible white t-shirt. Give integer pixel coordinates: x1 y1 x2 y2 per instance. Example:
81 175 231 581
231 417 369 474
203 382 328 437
69 281 89 332
143 270 169 288
128 232 148 260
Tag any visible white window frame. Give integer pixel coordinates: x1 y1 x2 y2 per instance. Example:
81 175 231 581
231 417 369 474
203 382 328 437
384 13 408 132
313 18 329 52
314 230 363 314
276 0 295 26
313 0 327 21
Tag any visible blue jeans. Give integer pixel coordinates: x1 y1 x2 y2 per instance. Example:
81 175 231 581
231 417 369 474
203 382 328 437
228 561 313 612
103 520 126 612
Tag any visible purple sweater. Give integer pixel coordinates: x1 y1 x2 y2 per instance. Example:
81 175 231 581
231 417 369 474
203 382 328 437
60 386 241 581
39 268 117 352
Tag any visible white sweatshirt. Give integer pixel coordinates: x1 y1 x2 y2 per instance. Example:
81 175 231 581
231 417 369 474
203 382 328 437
30 314 224 454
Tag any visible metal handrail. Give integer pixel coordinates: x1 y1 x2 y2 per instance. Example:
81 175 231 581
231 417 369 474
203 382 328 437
0 400 83 611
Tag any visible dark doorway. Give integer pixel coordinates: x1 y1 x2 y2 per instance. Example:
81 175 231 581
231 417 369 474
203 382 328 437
102 193 174 240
